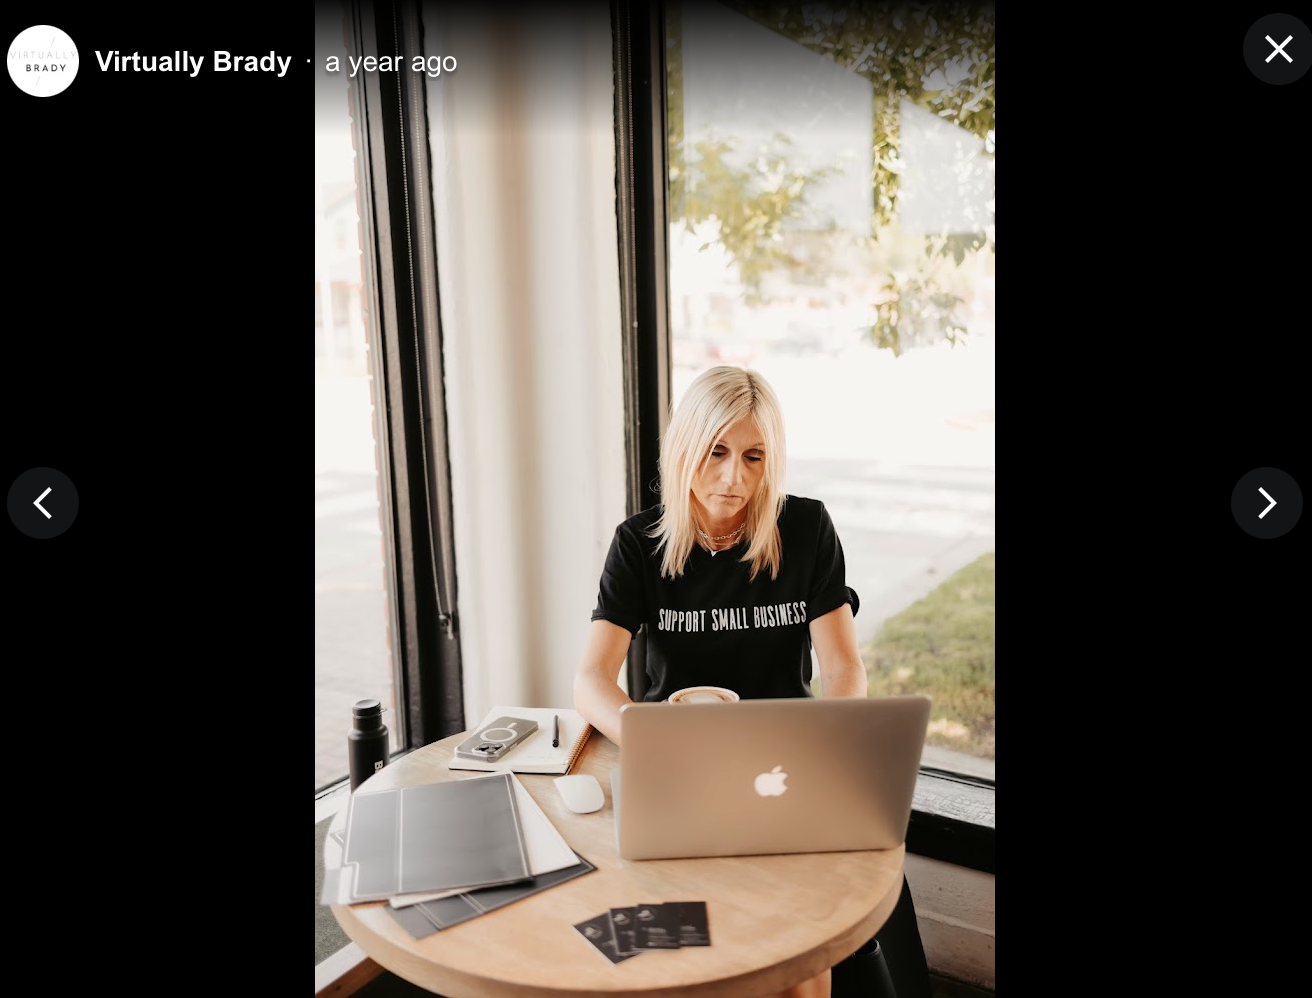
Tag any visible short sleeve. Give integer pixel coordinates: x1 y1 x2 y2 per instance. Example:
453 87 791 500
590 523 647 635
806 502 860 621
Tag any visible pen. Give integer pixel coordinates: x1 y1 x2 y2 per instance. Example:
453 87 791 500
552 714 560 748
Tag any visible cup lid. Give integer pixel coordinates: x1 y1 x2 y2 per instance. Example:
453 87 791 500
669 685 738 703
352 698 386 718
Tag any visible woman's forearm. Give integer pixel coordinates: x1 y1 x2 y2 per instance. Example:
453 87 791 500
809 604 868 698
573 667 632 746
573 620 638 746
823 658 868 698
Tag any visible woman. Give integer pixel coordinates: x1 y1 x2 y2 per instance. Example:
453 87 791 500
575 366 928 998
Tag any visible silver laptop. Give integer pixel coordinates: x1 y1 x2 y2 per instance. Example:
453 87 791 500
614 696 930 861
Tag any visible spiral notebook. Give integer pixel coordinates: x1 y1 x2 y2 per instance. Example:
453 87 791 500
447 706 593 775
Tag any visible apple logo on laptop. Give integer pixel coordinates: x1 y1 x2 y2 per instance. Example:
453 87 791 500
754 765 788 797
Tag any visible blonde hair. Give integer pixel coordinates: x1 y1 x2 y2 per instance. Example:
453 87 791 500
649 366 786 581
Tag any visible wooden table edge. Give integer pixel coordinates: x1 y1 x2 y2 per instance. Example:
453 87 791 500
331 877 900 998
328 731 906 998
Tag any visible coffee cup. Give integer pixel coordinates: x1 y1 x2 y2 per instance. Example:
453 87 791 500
668 685 739 704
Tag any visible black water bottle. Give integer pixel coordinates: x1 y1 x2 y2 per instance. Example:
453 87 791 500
348 698 390 791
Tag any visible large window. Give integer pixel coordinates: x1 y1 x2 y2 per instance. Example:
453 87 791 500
314 10 400 790
666 1 995 779
313 2 468 794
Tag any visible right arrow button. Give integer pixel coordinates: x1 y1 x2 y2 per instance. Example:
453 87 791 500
1232 468 1302 539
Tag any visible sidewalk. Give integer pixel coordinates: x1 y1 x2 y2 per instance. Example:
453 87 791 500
852 532 996 648
786 458 995 648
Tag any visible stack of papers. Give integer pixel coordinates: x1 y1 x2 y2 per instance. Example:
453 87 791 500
321 772 597 937
387 774 581 906
382 774 597 938
321 772 532 905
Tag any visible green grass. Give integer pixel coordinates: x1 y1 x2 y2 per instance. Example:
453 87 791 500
858 554 994 759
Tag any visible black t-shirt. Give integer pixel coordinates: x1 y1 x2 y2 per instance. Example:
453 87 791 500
591 495 859 702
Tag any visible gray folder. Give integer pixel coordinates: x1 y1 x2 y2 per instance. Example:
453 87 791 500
385 856 598 938
335 773 531 903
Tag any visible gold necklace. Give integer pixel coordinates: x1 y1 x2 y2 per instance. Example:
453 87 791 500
698 521 746 543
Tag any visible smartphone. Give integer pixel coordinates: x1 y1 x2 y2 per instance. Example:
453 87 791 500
453 716 539 762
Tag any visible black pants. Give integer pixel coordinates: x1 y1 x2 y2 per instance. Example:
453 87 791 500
830 874 930 998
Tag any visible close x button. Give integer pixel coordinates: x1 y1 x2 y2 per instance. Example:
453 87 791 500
1231 467 1302 539
1244 14 1311 84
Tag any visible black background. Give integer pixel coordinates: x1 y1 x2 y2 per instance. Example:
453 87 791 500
4 10 303 660
3 7 304 974
2 4 1307 989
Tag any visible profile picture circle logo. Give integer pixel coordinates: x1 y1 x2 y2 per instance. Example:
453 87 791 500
8 25 79 97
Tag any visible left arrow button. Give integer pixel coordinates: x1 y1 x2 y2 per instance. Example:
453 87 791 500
8 469 79 539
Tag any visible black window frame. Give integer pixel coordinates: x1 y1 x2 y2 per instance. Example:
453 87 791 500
316 0 465 795
611 0 995 873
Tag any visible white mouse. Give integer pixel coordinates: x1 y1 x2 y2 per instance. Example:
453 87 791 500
554 774 605 813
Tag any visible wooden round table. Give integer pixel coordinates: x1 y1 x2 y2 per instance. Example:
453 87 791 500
327 728 904 997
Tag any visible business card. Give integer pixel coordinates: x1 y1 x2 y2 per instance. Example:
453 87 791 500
607 906 639 955
673 900 711 946
575 901 709 963
573 913 640 964
633 902 682 949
